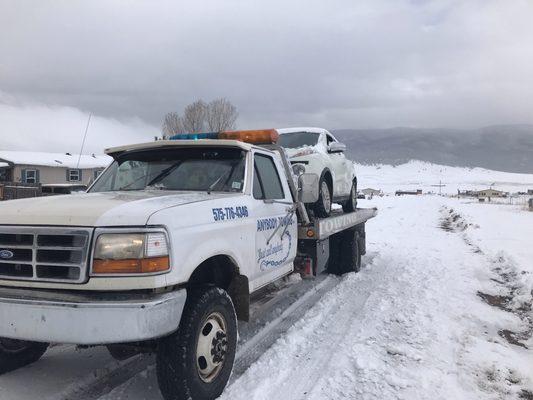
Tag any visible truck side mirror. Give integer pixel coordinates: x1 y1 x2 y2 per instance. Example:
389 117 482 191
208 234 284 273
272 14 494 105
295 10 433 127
292 163 306 176
298 173 319 203
328 142 346 153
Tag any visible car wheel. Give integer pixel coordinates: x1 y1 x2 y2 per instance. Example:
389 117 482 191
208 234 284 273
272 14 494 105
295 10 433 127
0 338 49 374
342 181 357 213
314 177 332 218
156 287 237 400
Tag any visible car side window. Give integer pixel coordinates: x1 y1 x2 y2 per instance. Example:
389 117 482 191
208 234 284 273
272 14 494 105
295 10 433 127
253 154 284 200
326 134 336 145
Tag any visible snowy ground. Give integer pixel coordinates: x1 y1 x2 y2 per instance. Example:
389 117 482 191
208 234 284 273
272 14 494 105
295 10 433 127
356 160 533 195
0 195 531 400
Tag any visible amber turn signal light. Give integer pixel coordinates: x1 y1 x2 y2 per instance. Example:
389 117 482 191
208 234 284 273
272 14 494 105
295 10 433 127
93 256 170 274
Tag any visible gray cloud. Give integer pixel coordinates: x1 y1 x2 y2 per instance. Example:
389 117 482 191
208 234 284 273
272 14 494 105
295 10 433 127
1 0 533 146
0 96 157 153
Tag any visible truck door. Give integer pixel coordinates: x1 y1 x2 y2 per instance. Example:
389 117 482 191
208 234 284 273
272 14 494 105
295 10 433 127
250 152 297 291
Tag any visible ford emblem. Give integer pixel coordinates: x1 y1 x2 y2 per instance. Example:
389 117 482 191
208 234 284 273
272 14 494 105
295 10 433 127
0 250 14 259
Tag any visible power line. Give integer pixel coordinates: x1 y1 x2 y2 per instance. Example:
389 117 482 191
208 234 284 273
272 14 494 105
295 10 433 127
76 113 92 169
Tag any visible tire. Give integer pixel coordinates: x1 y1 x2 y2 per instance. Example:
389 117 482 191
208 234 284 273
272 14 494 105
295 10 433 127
0 338 49 375
156 287 237 400
342 181 358 213
330 229 361 275
314 176 332 218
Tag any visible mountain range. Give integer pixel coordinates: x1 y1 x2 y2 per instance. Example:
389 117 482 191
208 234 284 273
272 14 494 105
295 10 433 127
332 125 533 174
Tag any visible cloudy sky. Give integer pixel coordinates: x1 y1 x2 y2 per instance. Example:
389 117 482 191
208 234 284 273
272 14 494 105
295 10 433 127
1 0 533 153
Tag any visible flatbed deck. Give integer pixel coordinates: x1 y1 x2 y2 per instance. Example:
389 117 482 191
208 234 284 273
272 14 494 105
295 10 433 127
298 207 378 240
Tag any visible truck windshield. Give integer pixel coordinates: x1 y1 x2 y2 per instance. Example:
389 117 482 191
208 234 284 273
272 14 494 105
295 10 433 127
277 132 320 148
89 147 246 193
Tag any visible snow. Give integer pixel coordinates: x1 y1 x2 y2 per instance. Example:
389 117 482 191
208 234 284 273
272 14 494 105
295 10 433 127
356 160 533 194
0 150 111 169
277 127 330 135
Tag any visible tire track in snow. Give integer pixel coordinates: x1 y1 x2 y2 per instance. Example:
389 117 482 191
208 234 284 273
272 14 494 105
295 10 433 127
278 279 373 400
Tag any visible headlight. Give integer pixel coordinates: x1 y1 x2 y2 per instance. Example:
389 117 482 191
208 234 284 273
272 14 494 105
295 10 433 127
92 232 170 275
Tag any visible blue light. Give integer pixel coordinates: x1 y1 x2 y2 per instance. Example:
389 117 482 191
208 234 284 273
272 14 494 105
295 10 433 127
169 132 219 140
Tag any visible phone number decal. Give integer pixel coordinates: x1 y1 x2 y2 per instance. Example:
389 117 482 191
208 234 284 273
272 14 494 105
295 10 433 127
212 206 249 221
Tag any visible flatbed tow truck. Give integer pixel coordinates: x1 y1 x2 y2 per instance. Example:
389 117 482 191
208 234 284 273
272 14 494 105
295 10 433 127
0 129 376 400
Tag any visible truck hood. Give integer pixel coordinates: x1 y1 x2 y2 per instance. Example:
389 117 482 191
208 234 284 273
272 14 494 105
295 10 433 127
0 191 241 227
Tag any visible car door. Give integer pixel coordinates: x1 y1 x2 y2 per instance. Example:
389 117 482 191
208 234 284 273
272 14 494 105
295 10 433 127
326 133 352 197
249 151 297 291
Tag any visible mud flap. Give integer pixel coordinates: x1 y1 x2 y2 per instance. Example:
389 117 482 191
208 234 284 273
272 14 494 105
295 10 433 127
228 274 250 322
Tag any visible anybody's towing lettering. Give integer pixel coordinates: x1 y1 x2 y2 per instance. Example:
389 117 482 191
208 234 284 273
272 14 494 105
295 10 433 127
212 206 249 221
257 215 295 232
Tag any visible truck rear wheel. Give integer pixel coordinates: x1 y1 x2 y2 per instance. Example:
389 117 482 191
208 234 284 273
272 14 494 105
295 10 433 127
156 287 237 400
0 338 49 374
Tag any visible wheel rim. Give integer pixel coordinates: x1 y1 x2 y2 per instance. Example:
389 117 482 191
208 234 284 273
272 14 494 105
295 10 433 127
321 181 331 212
0 338 31 354
196 312 228 383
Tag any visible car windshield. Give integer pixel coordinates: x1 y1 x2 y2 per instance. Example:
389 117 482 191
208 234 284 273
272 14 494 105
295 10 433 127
89 147 246 193
277 132 320 148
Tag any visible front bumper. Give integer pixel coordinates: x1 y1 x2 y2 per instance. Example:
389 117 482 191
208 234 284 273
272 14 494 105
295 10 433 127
0 287 187 345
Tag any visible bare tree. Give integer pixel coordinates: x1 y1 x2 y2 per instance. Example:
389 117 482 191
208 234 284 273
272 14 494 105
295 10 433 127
161 112 185 138
162 98 238 137
206 98 238 131
182 100 207 133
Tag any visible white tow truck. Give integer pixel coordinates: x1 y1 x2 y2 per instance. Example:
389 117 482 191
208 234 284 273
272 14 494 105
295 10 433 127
0 129 376 400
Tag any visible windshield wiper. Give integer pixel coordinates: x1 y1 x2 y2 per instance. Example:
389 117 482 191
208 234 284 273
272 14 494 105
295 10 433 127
207 173 227 194
146 161 183 187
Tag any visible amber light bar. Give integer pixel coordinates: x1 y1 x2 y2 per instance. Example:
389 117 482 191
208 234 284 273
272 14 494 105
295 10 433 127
219 129 279 144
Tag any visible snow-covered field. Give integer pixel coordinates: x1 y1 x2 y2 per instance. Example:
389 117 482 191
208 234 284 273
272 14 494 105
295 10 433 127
0 166 532 400
357 160 533 194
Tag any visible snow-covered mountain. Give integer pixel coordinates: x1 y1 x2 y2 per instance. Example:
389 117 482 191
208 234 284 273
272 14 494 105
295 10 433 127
355 160 533 194
334 125 533 174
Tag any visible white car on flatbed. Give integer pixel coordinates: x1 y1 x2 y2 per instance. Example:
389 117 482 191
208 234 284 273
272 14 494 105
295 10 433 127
277 127 358 217
0 129 376 400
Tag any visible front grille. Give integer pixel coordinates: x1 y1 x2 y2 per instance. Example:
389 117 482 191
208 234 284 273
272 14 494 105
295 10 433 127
0 227 92 283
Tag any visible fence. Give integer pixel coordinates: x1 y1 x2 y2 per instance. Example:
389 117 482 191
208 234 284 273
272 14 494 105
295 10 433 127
0 182 42 201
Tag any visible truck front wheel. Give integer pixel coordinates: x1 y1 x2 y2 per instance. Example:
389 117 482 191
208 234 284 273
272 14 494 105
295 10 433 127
156 287 237 400
0 338 49 374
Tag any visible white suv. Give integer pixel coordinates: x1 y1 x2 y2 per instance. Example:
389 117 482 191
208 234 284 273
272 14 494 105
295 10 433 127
277 127 357 217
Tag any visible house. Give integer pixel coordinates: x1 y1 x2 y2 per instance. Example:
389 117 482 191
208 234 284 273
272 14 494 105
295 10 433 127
475 188 505 198
457 189 477 197
0 151 111 186
361 188 382 196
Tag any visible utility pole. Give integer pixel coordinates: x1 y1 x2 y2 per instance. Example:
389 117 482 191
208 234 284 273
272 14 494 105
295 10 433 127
431 180 446 196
